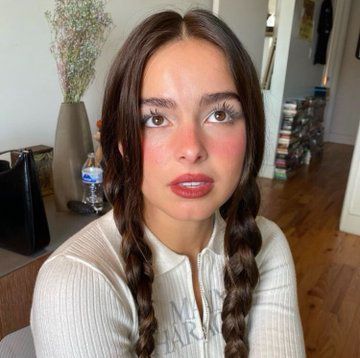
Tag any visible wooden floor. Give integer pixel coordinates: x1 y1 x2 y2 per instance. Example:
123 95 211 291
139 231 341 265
257 142 359 358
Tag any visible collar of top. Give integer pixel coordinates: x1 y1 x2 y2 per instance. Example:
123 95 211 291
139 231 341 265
143 208 227 277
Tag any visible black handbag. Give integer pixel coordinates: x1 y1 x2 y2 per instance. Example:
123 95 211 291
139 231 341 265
0 149 50 255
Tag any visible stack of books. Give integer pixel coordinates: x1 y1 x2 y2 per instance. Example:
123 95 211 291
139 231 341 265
274 96 326 180
274 99 309 180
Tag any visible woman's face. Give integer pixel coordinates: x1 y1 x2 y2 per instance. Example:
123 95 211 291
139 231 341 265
138 38 247 222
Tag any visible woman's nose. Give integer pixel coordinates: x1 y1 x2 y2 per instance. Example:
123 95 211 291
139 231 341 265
174 121 208 163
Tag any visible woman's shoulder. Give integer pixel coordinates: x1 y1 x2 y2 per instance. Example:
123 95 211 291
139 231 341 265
30 210 139 356
255 215 288 245
247 216 305 357
37 209 128 296
48 209 120 258
254 215 295 273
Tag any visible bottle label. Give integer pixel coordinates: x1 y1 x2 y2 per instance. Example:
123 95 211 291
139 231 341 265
82 168 103 184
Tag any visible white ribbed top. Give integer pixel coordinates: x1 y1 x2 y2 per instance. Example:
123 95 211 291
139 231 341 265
30 208 306 357
0 326 36 358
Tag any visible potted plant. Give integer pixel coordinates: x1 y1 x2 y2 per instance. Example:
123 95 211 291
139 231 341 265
45 0 113 211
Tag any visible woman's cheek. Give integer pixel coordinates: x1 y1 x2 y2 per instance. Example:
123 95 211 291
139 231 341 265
212 129 246 162
142 137 168 166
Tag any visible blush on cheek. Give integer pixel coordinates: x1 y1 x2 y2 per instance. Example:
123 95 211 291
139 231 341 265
214 134 247 160
142 140 167 166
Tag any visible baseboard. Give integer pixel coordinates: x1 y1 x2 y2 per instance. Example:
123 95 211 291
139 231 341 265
340 213 360 235
259 162 275 179
325 132 356 145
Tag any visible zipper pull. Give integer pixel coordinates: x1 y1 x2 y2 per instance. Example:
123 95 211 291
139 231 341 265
202 325 207 340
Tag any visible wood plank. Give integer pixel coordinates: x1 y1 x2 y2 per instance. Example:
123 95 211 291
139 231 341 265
258 142 359 357
0 253 50 340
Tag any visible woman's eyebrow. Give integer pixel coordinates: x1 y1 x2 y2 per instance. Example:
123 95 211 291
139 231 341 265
200 91 241 106
140 91 241 108
140 97 176 108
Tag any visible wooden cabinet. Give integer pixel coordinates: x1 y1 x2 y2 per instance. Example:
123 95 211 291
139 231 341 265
0 254 50 340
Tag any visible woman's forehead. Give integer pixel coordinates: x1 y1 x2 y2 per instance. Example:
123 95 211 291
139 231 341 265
140 38 237 100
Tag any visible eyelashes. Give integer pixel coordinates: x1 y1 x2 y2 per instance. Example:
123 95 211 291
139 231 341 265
140 101 243 127
212 102 243 121
141 108 162 124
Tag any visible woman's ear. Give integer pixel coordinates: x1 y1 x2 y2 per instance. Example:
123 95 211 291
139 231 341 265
118 142 124 156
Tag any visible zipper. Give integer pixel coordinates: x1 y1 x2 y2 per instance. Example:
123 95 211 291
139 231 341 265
197 252 209 341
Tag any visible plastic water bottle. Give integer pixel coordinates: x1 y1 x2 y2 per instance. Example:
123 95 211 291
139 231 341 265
81 152 103 213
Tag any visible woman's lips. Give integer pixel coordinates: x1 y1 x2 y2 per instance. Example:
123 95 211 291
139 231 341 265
169 173 214 185
168 173 214 198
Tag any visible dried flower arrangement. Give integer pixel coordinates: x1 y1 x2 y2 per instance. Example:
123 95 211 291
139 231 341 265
45 0 113 103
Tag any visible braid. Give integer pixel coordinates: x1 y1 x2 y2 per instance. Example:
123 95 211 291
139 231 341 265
221 177 262 357
112 192 158 357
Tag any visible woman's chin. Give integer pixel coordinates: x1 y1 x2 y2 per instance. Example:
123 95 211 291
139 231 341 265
162 203 218 222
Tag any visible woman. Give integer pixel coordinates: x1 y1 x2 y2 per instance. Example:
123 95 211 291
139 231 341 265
30 8 306 358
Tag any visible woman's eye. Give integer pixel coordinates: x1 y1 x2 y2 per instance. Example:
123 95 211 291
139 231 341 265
215 110 227 121
207 110 231 123
142 114 168 127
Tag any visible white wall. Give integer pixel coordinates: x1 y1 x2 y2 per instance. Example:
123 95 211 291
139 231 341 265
0 0 212 153
214 0 268 76
283 0 325 98
327 0 360 145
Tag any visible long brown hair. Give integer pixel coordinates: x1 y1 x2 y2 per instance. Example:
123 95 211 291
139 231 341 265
101 8 264 358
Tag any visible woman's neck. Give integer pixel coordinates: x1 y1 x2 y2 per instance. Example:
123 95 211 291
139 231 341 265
143 211 215 259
